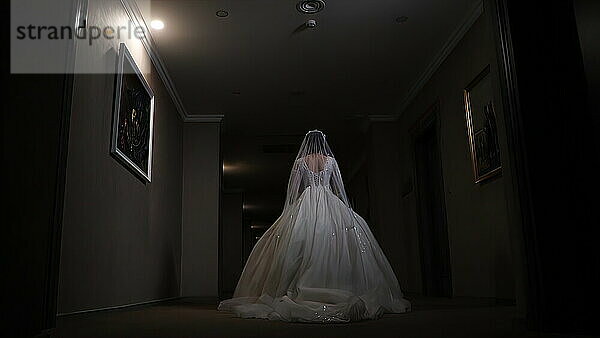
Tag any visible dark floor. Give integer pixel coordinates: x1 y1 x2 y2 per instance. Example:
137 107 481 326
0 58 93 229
52 297 589 338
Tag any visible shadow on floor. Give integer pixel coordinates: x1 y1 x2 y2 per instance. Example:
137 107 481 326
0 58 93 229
51 296 589 338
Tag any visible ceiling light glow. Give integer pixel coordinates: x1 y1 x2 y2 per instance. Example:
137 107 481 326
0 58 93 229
151 20 165 30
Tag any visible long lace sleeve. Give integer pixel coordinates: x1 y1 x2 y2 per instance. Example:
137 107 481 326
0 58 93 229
285 159 305 206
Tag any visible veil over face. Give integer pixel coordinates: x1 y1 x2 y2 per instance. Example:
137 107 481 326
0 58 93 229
285 130 350 207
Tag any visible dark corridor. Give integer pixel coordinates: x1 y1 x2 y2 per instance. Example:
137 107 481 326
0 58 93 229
5 0 600 336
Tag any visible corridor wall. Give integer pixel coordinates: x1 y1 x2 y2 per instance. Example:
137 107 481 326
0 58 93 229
396 11 515 300
361 5 523 308
58 0 183 314
181 123 221 299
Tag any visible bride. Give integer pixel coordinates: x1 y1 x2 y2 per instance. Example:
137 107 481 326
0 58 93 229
218 130 410 322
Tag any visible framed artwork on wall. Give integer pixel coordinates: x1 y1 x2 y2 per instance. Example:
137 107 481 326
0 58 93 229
464 65 502 183
110 43 155 182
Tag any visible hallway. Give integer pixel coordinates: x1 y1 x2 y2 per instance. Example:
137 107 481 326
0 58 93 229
53 297 558 338
6 0 600 336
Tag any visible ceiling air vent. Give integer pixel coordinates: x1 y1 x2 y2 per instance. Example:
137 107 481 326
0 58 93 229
296 0 325 14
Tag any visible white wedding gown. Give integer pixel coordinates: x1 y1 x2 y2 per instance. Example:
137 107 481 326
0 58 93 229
218 132 410 322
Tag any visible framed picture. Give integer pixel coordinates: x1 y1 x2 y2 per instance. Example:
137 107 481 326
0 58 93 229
464 65 502 183
111 43 155 182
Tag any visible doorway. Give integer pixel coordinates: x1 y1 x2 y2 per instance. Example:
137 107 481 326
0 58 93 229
414 113 452 297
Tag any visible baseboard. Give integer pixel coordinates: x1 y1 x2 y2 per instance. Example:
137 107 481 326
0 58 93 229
57 296 181 317
179 296 220 305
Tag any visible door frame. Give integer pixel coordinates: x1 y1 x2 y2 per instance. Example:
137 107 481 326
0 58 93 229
410 100 453 297
491 0 598 333
491 0 539 328
40 0 85 332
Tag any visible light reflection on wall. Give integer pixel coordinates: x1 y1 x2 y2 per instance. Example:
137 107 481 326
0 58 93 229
243 204 267 212
222 162 248 174
73 0 153 75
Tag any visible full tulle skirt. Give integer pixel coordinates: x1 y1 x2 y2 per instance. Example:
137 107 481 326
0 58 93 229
218 186 410 322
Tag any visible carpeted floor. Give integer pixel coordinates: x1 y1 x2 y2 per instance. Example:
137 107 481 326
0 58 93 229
51 296 586 337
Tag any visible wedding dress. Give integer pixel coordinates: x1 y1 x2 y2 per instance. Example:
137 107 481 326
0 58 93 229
218 130 410 322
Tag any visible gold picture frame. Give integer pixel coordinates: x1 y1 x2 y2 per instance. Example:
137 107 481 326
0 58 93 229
464 65 502 183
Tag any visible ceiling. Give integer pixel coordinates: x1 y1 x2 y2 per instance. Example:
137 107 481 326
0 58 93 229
147 0 480 220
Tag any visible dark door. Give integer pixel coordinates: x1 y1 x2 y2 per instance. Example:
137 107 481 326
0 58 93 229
414 123 452 297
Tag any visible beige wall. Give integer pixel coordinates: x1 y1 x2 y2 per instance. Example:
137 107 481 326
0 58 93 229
220 192 244 297
364 122 416 290
59 0 183 314
181 123 221 299
59 0 225 310
357 5 521 302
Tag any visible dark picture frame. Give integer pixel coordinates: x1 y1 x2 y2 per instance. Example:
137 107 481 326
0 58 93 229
464 65 502 183
110 43 155 182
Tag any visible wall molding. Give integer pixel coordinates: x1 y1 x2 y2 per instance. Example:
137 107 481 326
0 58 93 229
179 296 220 305
396 0 484 117
184 114 225 123
120 0 482 123
121 0 220 124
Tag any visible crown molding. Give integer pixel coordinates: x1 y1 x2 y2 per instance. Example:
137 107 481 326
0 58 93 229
396 0 484 116
120 0 190 121
121 0 225 124
184 114 225 123
120 0 482 124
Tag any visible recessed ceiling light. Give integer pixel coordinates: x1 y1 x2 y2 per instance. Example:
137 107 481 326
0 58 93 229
297 0 325 14
216 10 229 18
395 16 409 24
150 20 165 30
